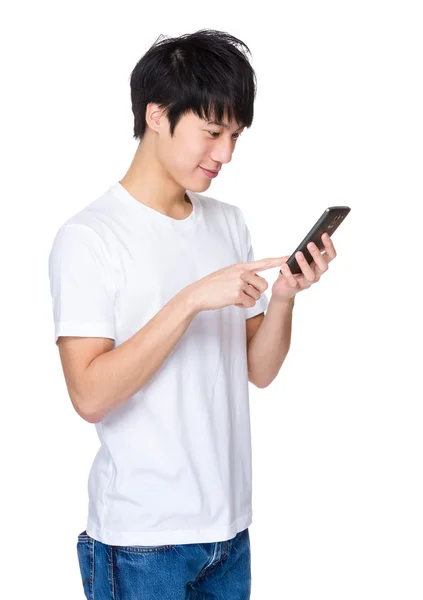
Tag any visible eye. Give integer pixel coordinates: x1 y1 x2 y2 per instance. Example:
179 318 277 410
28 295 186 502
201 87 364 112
208 131 242 139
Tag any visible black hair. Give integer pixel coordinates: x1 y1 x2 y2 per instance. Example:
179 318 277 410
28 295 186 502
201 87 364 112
129 29 257 141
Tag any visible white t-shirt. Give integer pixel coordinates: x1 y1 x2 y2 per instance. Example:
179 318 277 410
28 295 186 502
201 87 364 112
48 181 269 546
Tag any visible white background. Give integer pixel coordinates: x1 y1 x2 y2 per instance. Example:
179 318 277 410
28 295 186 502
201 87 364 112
1 1 422 598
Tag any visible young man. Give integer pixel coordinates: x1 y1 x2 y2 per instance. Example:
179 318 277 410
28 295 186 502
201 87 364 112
48 28 335 600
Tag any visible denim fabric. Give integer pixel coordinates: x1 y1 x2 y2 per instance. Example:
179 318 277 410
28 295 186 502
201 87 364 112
76 527 251 599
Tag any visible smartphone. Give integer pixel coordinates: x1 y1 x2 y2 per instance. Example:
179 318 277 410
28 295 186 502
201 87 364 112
284 206 351 275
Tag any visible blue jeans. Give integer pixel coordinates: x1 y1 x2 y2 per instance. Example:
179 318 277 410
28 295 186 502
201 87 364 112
76 527 251 599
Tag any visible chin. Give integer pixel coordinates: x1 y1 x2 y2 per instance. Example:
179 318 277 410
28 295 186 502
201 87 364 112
199 181 212 192
190 176 212 193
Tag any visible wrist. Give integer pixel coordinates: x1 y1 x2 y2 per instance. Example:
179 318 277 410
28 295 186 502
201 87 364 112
180 283 202 317
270 294 295 308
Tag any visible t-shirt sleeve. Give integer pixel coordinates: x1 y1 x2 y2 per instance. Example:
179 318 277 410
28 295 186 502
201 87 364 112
48 224 116 344
237 208 269 320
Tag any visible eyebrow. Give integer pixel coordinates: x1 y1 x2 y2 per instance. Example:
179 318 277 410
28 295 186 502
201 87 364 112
207 120 245 130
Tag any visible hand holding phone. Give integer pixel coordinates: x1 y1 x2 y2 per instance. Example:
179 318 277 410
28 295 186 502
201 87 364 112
281 206 351 275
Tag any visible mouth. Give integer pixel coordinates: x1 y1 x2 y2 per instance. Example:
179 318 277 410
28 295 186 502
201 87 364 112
199 166 220 178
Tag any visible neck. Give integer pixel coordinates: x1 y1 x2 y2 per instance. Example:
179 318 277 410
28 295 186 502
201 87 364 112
119 139 190 216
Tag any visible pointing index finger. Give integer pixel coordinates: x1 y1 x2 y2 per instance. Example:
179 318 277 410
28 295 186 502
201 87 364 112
246 258 286 272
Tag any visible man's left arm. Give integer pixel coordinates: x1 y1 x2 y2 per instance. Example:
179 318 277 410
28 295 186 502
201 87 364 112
247 295 295 388
247 232 337 388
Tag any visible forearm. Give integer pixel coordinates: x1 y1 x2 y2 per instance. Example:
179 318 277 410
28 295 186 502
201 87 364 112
80 285 199 423
247 295 295 388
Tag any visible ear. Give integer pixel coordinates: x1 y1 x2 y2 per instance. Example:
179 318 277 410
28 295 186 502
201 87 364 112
145 103 168 135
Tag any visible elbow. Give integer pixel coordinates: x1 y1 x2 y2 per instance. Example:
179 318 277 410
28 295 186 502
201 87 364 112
80 410 101 424
248 373 268 389
80 404 103 424
72 393 102 424
254 380 269 389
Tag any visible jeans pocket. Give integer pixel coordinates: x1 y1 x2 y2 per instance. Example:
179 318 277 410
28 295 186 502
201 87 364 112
76 535 94 600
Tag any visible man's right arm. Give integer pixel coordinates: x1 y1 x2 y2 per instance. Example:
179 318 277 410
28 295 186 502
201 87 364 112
58 285 199 423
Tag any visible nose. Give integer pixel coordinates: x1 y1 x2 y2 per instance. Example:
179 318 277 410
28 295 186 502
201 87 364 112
210 137 234 165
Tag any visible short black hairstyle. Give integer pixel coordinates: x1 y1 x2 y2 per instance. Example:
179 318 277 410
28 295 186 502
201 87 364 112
129 29 257 141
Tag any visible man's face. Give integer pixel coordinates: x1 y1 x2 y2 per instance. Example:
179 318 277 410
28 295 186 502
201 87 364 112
156 109 245 192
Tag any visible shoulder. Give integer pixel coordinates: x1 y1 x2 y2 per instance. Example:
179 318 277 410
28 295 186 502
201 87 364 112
49 187 117 261
49 221 103 253
48 220 110 277
52 185 117 244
